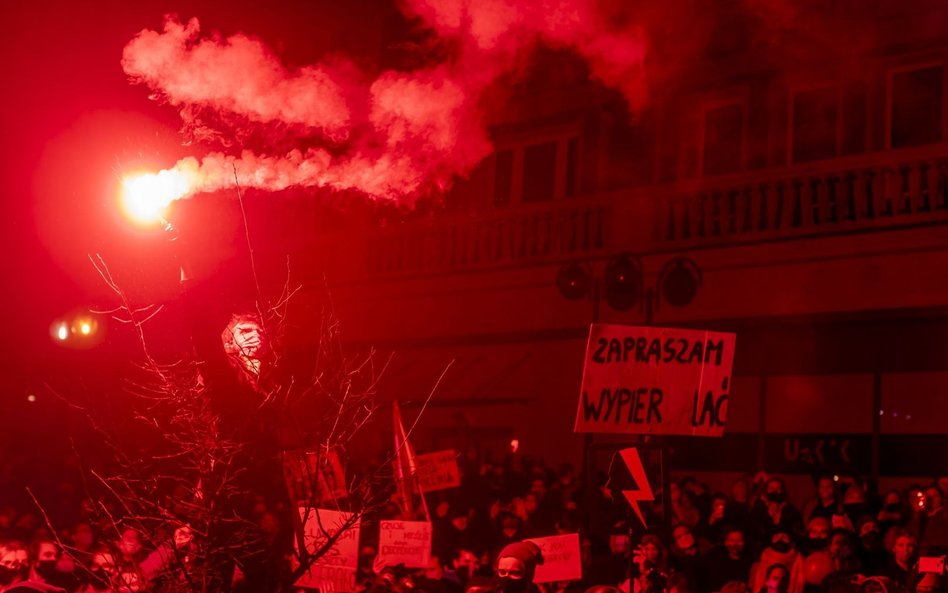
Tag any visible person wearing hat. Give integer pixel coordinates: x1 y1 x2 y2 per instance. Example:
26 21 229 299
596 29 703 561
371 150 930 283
495 541 544 593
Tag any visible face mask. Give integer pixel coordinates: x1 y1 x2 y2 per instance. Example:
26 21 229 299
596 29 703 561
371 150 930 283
885 503 901 513
771 541 791 554
498 576 528 593
807 537 828 550
456 566 470 582
861 533 882 550
844 503 867 516
36 560 58 578
767 492 785 504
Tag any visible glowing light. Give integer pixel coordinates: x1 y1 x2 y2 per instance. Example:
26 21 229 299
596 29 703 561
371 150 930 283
120 169 190 225
510 439 519 453
26 395 36 403
72 317 98 338
56 323 68 341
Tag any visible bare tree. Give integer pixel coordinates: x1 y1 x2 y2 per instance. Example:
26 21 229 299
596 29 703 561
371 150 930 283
36 255 396 593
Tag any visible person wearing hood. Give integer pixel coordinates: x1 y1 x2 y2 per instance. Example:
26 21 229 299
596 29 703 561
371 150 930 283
750 531 805 593
801 518 831 556
494 541 544 593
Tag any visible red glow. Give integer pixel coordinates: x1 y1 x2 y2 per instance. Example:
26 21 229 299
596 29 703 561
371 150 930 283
120 170 191 225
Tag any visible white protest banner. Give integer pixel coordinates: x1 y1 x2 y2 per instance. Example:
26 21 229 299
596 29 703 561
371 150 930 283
527 533 582 583
415 450 461 492
377 520 432 568
574 324 736 437
296 508 360 592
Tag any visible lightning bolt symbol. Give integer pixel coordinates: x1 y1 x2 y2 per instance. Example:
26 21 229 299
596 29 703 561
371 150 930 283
619 447 654 526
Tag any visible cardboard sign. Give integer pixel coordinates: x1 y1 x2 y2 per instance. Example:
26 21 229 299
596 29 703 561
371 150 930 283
296 509 360 592
574 324 736 437
282 449 348 505
377 520 432 568
415 450 461 492
526 533 582 583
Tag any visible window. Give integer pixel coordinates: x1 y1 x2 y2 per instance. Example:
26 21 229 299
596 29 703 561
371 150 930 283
492 131 582 206
702 104 743 176
890 65 944 148
792 87 838 163
841 84 868 155
493 149 513 206
604 116 654 189
565 137 579 197
522 141 557 203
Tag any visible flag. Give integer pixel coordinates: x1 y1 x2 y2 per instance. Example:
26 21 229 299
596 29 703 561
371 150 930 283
392 401 428 520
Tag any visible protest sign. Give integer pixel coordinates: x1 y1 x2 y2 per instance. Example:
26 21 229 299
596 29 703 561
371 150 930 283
526 533 582 583
415 449 461 492
377 520 432 568
282 449 348 505
574 324 736 437
296 509 360 592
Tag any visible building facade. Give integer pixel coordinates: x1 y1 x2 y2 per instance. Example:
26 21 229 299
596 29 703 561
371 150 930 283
289 1 948 494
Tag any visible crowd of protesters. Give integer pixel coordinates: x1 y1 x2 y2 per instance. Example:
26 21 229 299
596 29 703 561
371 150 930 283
2 451 948 593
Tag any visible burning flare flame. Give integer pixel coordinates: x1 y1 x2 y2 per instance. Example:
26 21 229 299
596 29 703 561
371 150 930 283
120 169 191 225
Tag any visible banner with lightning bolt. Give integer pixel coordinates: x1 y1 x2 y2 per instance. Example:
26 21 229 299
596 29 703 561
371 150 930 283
618 447 654 526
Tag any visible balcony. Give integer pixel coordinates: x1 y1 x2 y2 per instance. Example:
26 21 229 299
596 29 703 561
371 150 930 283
312 144 948 282
658 144 948 249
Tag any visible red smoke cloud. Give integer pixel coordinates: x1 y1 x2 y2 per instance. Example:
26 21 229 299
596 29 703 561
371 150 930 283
123 18 352 139
122 2 648 202
401 0 647 108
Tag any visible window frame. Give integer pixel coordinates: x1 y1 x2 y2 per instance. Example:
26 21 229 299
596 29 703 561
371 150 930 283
490 121 584 207
884 59 947 150
697 94 749 177
787 82 844 165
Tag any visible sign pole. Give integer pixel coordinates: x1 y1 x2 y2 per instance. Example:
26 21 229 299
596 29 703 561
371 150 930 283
644 289 674 542
582 279 600 536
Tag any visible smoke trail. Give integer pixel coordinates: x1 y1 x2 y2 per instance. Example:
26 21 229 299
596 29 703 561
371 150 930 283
122 3 650 201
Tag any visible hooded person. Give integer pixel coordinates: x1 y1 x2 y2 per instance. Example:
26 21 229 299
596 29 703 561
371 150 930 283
750 531 806 593
495 541 544 593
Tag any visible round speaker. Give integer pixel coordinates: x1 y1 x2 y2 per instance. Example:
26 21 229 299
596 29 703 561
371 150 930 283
662 259 701 307
604 254 642 311
556 262 592 300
